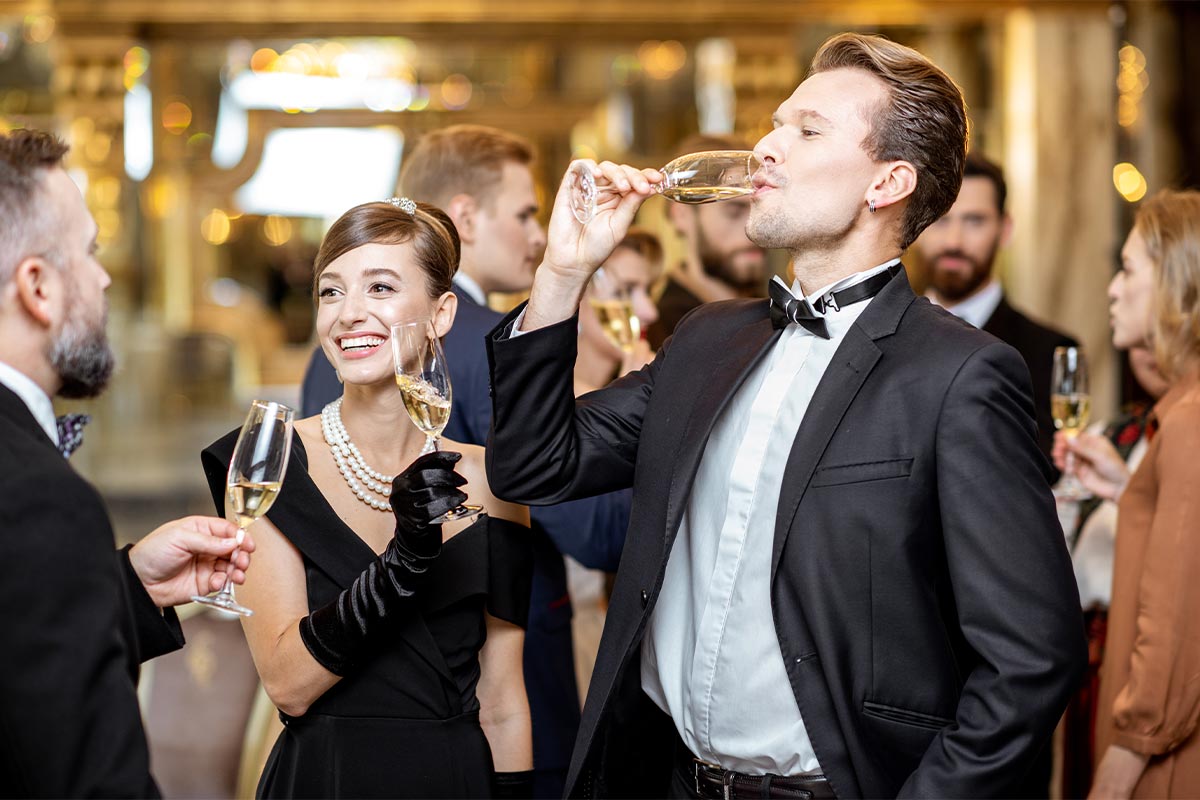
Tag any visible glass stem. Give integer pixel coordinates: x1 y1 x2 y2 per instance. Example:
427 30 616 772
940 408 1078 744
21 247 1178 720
214 527 246 599
420 435 438 456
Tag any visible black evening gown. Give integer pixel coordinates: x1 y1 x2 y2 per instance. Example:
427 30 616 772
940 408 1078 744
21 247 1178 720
201 430 532 799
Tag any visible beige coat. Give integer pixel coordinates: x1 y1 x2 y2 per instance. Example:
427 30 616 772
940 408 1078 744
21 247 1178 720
1097 369 1200 797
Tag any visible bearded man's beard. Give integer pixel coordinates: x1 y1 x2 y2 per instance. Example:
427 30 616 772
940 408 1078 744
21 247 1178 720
50 310 115 399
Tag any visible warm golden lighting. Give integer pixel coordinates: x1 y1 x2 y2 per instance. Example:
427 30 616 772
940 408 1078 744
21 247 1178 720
639 40 687 80
501 76 534 108
1113 162 1148 203
91 176 121 208
84 132 112 163
407 88 431 112
162 101 193 134
124 47 150 79
1116 42 1148 130
440 74 473 109
23 14 55 44
262 215 293 246
250 47 279 72
142 178 179 219
95 209 120 243
201 209 232 245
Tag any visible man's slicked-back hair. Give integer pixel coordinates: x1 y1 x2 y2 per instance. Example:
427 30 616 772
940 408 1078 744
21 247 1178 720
810 33 969 250
399 124 535 210
0 129 70 282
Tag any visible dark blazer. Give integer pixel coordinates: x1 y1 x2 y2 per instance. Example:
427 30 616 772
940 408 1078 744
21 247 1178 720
982 296 1078 463
298 286 629 795
0 384 183 798
485 267 1087 798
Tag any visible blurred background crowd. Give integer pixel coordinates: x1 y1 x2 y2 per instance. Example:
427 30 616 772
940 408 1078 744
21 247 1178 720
2 0 1198 796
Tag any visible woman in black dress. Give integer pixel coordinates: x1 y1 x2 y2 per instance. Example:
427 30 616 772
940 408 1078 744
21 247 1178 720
202 199 533 798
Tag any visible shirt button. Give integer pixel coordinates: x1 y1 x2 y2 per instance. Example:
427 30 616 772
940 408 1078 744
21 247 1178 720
640 589 649 607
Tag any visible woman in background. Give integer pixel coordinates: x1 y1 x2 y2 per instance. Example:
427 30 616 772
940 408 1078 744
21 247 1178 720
1055 189 1200 799
202 199 532 798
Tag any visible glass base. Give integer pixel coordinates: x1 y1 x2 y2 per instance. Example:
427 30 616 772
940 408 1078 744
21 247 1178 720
433 504 484 524
1052 479 1093 502
569 162 597 224
191 592 254 617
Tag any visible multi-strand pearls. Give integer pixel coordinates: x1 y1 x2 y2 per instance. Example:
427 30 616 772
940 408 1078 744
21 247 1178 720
321 398 395 512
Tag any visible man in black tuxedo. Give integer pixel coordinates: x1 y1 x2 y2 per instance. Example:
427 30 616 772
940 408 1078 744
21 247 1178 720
300 125 629 799
0 129 254 797
914 151 1078 465
485 33 1086 799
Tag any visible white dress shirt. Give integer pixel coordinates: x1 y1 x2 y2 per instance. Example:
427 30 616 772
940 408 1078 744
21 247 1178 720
0 360 59 448
640 259 901 776
929 278 1002 330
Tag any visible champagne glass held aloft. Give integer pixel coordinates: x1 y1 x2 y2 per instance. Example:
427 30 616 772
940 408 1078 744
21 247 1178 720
1051 346 1094 502
390 319 482 523
193 399 295 617
588 267 639 353
568 150 761 225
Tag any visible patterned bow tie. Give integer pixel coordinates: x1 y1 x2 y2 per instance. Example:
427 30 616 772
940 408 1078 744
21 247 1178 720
56 413 90 458
768 263 904 339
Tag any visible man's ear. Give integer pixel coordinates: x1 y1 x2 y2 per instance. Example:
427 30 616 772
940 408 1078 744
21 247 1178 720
999 213 1014 249
11 256 60 328
444 194 478 245
867 160 918 212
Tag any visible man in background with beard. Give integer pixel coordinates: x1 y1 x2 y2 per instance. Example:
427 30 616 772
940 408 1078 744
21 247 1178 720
0 129 254 797
914 151 1076 463
645 134 768 349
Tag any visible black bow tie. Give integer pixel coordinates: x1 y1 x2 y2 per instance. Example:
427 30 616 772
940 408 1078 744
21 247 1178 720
769 263 903 338
56 413 90 458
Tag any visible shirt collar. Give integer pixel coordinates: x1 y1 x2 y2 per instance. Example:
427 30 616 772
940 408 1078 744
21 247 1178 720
452 272 487 306
787 258 901 338
929 279 1003 330
0 360 59 446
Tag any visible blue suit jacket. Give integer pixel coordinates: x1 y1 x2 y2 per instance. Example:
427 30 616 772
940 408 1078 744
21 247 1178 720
299 286 629 790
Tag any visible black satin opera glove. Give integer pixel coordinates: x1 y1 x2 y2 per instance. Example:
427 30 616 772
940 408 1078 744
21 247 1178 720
491 770 534 800
297 451 468 676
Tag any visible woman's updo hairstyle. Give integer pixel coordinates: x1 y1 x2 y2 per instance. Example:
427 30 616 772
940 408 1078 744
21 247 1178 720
313 199 461 300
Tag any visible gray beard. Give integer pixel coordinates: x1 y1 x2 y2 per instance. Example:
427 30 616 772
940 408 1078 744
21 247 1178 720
50 316 115 399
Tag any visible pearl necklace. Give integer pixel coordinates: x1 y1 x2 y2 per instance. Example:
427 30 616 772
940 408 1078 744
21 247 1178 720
320 398 394 512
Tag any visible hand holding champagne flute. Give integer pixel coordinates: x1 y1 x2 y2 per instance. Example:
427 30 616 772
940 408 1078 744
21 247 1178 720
1051 346 1093 501
193 399 294 616
391 319 482 522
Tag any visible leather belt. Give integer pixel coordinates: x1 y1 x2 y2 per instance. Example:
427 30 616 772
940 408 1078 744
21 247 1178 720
674 741 835 799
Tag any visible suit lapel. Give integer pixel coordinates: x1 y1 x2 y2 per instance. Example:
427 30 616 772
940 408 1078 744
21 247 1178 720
770 327 880 580
663 312 780 553
771 268 917 580
0 383 57 453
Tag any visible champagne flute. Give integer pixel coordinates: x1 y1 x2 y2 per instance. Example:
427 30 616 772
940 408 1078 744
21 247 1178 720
588 267 639 353
1051 346 1093 501
568 150 760 224
390 319 482 522
193 399 294 617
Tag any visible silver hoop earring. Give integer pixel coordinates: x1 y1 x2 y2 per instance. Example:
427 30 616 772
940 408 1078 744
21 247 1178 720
868 199 877 213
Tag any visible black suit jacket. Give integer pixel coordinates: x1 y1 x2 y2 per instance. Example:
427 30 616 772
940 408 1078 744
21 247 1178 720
0 384 183 798
486 268 1087 798
982 297 1078 462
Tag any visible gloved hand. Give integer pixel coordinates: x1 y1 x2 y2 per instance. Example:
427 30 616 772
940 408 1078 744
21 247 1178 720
298 450 469 676
390 450 468 564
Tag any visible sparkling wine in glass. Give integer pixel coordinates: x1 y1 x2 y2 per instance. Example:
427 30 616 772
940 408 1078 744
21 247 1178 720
568 150 760 224
390 319 482 522
193 399 294 617
588 267 639 353
1051 346 1093 501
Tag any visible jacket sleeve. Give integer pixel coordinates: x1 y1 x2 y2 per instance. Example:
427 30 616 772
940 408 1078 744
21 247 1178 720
115 544 185 667
0 473 159 797
900 341 1087 797
1110 402 1200 755
485 303 662 505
